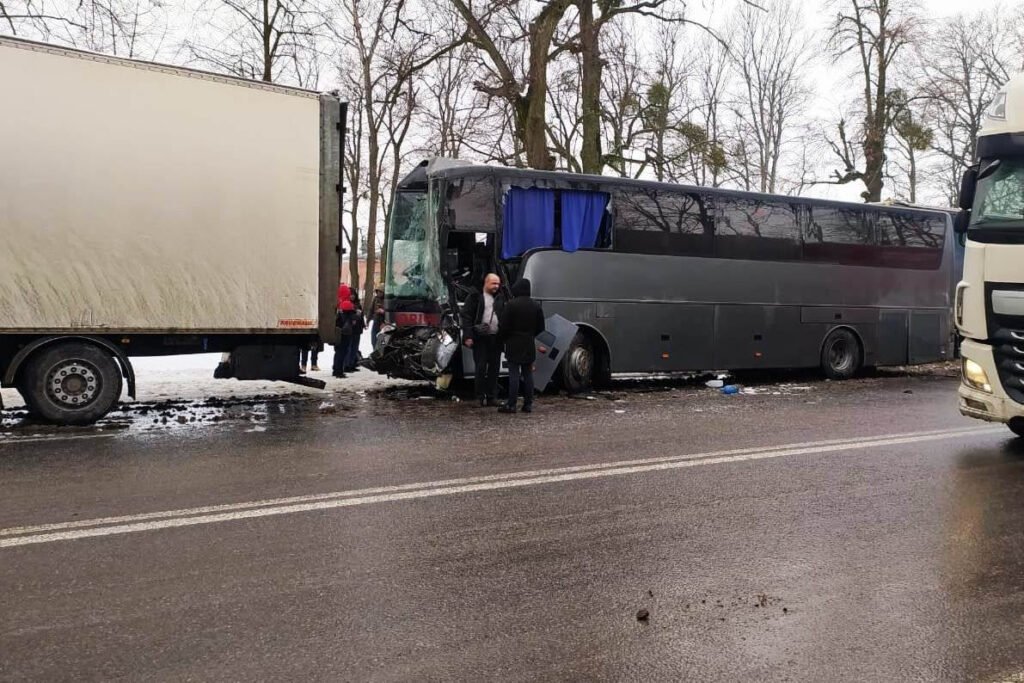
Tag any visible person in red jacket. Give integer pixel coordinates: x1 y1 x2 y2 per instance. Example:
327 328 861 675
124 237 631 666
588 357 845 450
333 283 357 378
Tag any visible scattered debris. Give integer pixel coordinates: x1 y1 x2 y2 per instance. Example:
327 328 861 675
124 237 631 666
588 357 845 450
636 608 650 622
705 379 724 389
318 402 338 414
721 385 740 395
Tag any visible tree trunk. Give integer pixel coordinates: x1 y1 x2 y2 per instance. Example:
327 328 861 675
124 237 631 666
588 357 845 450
578 1 602 174
521 1 571 170
262 0 272 82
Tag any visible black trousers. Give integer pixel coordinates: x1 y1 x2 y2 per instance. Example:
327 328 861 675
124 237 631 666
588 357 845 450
473 335 501 399
507 362 535 409
333 334 353 374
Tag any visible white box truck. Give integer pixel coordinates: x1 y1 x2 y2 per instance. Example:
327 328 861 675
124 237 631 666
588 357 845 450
0 36 344 424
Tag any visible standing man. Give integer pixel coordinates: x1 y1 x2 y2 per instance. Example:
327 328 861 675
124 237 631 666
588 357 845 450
462 273 506 407
498 278 545 414
333 282 356 378
367 286 385 346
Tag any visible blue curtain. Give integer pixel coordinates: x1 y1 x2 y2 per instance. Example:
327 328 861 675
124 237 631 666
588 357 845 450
502 187 555 259
561 191 608 253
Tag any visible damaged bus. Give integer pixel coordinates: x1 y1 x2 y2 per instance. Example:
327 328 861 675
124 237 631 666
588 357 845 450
372 159 955 391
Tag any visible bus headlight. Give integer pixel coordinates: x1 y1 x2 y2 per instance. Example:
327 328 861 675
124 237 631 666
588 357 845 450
963 358 992 393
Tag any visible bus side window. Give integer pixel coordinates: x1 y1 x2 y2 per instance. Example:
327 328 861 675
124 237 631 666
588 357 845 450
449 176 497 233
613 187 712 256
876 212 944 269
803 206 871 265
716 198 800 261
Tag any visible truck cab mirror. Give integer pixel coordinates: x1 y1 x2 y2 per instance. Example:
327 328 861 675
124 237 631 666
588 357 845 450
953 210 970 236
958 167 978 211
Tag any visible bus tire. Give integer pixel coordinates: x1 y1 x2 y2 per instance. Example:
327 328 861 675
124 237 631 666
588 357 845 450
820 328 862 380
561 333 596 393
1009 419 1024 439
21 342 123 425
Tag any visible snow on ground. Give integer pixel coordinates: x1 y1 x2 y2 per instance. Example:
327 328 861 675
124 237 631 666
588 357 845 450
0 334 412 409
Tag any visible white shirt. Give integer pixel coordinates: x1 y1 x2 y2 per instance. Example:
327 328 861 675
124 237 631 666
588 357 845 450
482 292 499 334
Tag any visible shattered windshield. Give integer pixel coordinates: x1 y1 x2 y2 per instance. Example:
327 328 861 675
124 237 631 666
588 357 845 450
385 189 447 302
971 159 1024 229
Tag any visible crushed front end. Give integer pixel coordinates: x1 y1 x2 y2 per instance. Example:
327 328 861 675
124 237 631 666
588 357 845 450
370 320 459 381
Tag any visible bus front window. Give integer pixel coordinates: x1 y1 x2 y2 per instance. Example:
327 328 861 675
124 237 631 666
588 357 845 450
385 190 446 303
971 159 1024 230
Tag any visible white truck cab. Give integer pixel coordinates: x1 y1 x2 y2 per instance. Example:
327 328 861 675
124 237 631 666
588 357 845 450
956 73 1024 437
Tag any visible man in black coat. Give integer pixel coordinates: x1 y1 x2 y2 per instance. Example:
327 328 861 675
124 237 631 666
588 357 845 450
461 273 506 406
498 278 545 414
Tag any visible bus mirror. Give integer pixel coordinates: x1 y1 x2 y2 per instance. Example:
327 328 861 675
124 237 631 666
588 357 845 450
957 167 977 211
953 210 970 236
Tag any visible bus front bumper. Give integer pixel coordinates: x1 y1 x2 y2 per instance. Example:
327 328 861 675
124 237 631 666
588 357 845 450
958 339 1024 424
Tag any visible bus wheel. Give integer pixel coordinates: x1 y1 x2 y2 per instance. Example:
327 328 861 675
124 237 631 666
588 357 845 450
1009 419 1024 439
21 342 123 425
561 333 595 393
820 328 861 380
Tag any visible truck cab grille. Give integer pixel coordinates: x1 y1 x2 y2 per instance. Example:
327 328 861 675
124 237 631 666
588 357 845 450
993 326 1024 405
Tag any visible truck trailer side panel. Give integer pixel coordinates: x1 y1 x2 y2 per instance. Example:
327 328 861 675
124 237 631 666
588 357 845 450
0 38 327 333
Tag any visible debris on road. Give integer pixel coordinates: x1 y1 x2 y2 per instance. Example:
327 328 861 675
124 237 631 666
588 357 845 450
636 608 650 622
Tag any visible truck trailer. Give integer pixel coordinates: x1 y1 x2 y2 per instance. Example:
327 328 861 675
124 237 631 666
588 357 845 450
0 36 344 425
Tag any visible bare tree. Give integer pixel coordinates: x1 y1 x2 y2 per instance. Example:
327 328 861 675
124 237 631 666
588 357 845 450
827 0 918 202
727 0 811 194
184 0 323 86
448 0 574 170
600 20 649 178
915 8 1024 203
2 0 167 57
888 91 932 202
340 67 366 290
417 42 493 159
337 0 463 305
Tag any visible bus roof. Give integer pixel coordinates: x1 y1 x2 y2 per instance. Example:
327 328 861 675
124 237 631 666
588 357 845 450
419 158 952 219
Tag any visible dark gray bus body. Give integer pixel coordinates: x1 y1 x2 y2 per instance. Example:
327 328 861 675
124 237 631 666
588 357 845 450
377 160 954 381
524 249 951 374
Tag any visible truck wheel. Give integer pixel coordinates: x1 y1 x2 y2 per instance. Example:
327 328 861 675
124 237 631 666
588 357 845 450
820 328 861 380
21 342 123 425
561 333 595 393
1009 419 1024 439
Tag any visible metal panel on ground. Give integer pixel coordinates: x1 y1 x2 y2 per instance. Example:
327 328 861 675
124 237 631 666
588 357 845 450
532 315 579 392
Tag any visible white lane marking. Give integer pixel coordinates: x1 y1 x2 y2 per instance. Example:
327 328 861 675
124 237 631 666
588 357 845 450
0 426 1002 548
0 426 987 537
0 433 118 446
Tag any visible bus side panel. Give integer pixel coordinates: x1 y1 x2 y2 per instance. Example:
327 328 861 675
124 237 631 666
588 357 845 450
714 305 818 370
876 310 910 366
609 303 715 373
910 310 945 364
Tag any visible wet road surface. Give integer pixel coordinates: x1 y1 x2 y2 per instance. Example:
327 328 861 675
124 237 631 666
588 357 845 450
3 369 1024 681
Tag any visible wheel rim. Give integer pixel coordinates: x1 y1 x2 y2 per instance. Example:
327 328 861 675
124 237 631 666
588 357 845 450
45 358 101 408
827 338 854 373
568 344 593 384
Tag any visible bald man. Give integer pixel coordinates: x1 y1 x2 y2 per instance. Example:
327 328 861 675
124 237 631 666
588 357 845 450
461 273 507 406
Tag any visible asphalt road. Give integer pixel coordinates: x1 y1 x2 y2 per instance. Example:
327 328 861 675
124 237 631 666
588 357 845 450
3 369 1024 681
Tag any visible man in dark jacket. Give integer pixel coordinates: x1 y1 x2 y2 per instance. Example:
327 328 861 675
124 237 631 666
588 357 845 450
461 273 506 406
498 278 545 414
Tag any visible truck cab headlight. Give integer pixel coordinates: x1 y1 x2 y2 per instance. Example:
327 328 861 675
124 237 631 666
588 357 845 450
963 358 992 393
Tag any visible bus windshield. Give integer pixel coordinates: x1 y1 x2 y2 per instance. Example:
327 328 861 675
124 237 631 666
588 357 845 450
385 189 446 302
971 159 1024 229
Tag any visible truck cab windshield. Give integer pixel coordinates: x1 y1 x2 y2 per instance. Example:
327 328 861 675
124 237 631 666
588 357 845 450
385 190 446 302
971 159 1024 229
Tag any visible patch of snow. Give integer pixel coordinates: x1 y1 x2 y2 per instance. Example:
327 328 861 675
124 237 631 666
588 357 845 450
1 336 410 410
